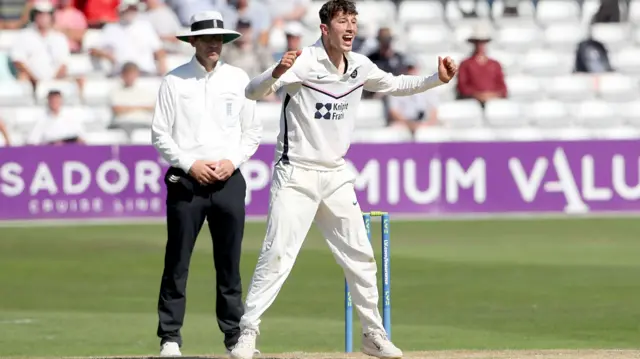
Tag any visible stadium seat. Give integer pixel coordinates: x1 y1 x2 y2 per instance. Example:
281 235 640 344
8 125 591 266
448 127 499 142
596 73 639 102
591 23 631 51
302 1 325 28
536 0 581 25
522 49 573 77
0 30 18 50
543 23 587 52
413 126 452 143
407 24 451 53
629 0 640 23
351 126 412 143
483 99 526 127
504 75 543 101
84 106 114 131
130 128 152 145
353 1 396 27
496 24 541 51
635 27 640 45
492 127 545 141
580 0 601 25
35 80 81 105
166 54 191 72
544 75 596 102
619 100 640 126
0 81 35 106
83 129 129 145
356 100 387 128
67 53 104 78
136 77 162 96
2 106 45 135
611 47 640 74
589 126 640 140
570 100 621 127
436 100 484 128
445 0 492 22
398 0 445 24
81 29 103 52
487 49 519 75
537 127 593 140
525 100 571 128
256 102 282 132
83 78 117 106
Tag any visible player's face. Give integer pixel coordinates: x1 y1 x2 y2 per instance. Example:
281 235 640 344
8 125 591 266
327 11 357 53
192 35 224 63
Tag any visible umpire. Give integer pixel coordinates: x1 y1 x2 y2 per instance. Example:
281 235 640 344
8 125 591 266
150 10 262 357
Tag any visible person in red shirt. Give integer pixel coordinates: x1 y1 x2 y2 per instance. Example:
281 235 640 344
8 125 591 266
456 23 507 106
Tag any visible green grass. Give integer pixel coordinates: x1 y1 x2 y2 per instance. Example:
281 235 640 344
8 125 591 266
1 218 640 357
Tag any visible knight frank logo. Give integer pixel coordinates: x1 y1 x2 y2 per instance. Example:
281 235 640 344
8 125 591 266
315 102 349 120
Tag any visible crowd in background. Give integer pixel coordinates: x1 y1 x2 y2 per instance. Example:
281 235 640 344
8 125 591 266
0 0 635 146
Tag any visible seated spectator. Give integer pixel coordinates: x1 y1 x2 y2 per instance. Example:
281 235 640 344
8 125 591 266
109 62 156 129
220 0 272 46
386 59 439 134
143 0 183 53
590 0 629 23
53 0 88 53
26 90 85 145
272 21 304 61
261 0 310 27
89 0 167 76
10 1 70 87
75 0 118 28
574 28 614 73
222 18 273 79
365 27 407 99
0 0 32 29
0 119 12 146
456 24 507 107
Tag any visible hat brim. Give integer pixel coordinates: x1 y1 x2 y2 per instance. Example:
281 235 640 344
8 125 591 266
176 29 242 44
468 37 491 42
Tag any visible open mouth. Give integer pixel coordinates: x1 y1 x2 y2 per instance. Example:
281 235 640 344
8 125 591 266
342 34 353 45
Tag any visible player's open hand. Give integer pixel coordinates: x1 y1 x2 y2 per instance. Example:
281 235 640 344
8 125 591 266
212 159 235 181
437 56 458 83
272 50 302 79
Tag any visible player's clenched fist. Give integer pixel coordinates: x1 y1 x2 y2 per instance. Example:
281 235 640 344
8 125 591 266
272 50 302 79
437 56 458 83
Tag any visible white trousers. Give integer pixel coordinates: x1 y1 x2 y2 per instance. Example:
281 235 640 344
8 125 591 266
239 163 386 334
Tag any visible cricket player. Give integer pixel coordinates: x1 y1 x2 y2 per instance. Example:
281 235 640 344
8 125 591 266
230 1 457 358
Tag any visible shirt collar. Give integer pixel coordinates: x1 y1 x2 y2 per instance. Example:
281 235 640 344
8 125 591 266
189 56 222 77
312 37 356 72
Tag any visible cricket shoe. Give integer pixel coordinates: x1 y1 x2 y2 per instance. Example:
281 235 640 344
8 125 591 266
361 330 403 358
228 328 258 359
159 342 181 357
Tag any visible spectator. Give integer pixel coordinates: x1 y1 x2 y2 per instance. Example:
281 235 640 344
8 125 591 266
90 0 167 76
272 21 304 61
365 26 407 99
0 119 12 146
453 0 538 18
26 90 85 145
165 0 217 27
109 62 156 130
386 58 439 134
574 28 614 73
456 23 507 107
260 0 310 27
53 0 88 53
221 18 273 79
75 0 118 28
589 0 629 23
0 0 31 29
143 0 183 53
10 1 70 87
220 0 272 46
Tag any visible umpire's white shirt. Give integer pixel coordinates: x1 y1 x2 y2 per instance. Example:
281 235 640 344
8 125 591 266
245 38 444 171
152 56 262 173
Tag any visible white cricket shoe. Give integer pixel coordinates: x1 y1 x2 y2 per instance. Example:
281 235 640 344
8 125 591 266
229 329 258 359
160 342 182 357
362 330 403 358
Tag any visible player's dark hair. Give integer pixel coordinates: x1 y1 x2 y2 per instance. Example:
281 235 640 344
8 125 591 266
319 0 358 25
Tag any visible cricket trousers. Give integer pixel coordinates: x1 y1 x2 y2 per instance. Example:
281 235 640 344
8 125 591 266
157 167 246 350
239 162 386 335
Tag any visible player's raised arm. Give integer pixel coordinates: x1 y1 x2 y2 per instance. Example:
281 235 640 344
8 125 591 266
245 50 303 100
363 56 458 97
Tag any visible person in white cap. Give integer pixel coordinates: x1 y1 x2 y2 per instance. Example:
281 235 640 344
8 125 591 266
151 10 262 358
89 0 167 76
230 0 457 358
10 0 70 85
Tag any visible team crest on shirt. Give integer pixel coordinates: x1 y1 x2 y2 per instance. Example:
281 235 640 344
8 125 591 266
350 69 358 78
226 102 232 116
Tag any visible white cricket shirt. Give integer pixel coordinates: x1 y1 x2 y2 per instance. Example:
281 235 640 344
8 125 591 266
245 38 445 171
151 56 262 173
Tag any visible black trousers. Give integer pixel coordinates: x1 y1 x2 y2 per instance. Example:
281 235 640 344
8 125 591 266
157 167 246 350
